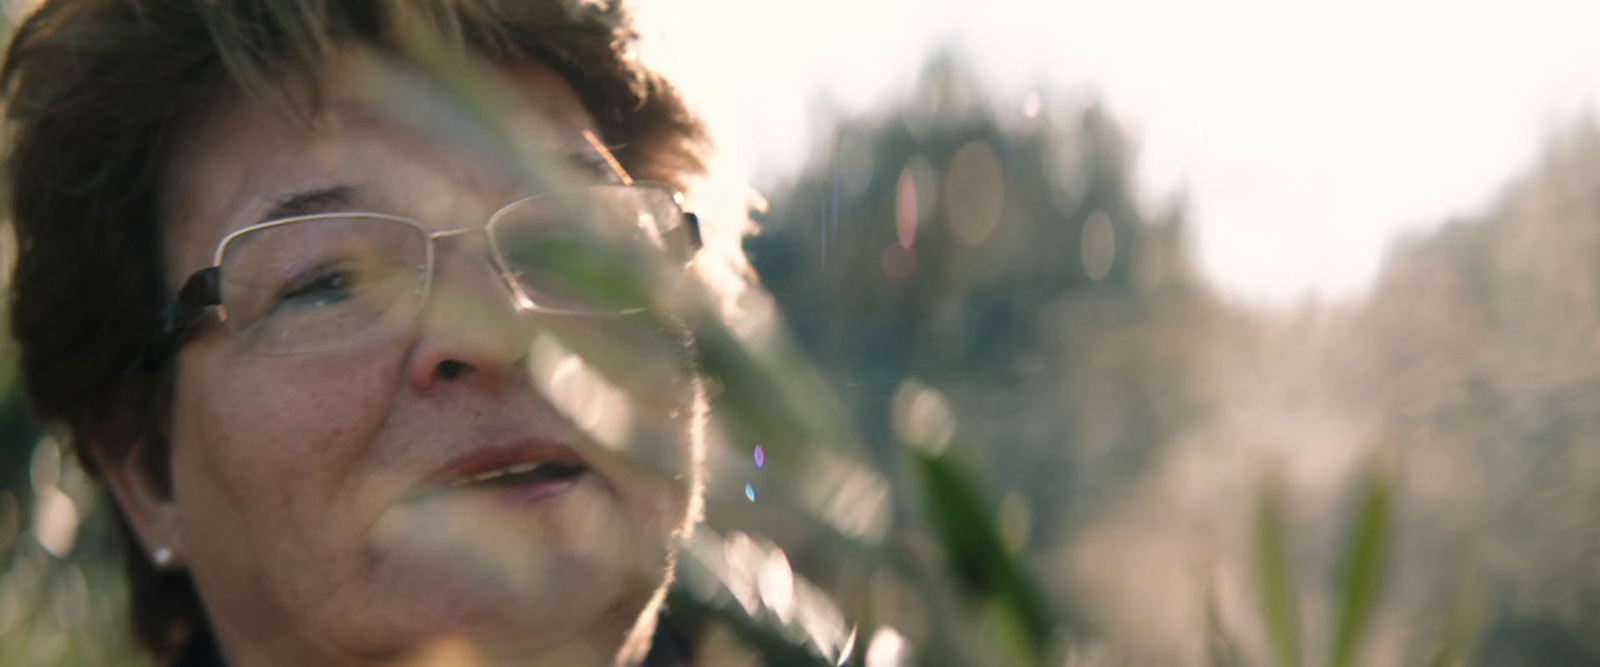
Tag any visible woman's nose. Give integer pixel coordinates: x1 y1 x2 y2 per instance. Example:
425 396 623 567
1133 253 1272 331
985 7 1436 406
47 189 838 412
405 248 533 393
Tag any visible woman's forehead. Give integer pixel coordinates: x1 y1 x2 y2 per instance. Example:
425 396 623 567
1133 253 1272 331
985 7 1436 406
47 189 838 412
164 59 609 274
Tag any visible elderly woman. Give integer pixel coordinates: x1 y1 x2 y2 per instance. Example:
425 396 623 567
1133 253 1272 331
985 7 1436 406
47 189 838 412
3 0 719 664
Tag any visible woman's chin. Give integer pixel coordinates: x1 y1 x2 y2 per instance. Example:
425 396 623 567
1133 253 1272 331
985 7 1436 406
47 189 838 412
400 639 620 667
357 475 671 653
350 551 653 662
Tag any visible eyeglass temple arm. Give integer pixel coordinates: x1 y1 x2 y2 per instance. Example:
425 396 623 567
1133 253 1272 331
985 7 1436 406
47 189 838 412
682 211 703 251
161 267 222 340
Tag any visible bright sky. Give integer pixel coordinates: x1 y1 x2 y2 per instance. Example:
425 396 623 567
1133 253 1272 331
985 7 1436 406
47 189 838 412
638 0 1600 305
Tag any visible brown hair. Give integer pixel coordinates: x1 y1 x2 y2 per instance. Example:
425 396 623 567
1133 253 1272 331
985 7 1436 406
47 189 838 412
2 0 706 658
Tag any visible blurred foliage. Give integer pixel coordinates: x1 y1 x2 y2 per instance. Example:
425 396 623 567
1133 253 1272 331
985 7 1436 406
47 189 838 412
1314 123 1600 666
1252 471 1302 667
1233 461 1406 667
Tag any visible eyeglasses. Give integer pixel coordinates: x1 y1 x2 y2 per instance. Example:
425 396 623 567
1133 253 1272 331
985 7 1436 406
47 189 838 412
160 183 701 356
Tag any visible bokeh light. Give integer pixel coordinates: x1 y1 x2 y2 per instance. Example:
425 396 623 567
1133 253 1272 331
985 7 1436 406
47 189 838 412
941 141 1006 246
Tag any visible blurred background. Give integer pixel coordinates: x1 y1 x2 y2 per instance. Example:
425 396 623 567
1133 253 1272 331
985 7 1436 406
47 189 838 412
5 0 1600 664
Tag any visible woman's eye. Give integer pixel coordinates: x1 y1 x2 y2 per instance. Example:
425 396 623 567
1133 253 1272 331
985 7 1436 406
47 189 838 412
275 264 359 311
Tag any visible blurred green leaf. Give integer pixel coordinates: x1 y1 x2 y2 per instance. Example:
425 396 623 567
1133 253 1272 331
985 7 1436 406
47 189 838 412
385 6 559 190
1329 462 1394 667
1424 558 1486 667
1253 472 1301 667
912 447 1058 665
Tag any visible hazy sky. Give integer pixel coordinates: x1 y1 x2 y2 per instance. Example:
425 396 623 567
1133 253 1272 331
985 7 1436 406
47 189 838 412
639 0 1600 305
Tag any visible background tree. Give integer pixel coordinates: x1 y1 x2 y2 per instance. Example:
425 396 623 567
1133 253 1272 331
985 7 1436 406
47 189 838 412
747 50 1220 562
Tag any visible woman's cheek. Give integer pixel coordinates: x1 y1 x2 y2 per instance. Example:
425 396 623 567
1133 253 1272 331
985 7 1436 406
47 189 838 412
184 346 405 513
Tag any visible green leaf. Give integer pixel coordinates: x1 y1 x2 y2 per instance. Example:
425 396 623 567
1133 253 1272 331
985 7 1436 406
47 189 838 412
1253 471 1301 667
1329 462 1394 667
912 448 1060 664
1424 558 1486 667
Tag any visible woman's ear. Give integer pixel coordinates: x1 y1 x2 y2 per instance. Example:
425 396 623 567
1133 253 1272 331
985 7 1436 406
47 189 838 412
91 428 184 569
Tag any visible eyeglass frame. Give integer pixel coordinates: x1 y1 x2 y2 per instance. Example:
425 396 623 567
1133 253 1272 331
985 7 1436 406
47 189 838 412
156 182 702 357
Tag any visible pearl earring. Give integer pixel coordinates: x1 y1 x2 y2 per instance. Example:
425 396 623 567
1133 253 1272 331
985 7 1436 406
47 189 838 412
153 546 175 568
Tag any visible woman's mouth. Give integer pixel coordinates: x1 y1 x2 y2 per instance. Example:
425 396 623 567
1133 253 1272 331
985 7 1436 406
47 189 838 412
443 460 587 490
416 441 591 505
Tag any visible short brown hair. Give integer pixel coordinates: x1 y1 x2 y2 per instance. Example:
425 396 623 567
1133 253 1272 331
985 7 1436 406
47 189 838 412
2 0 706 658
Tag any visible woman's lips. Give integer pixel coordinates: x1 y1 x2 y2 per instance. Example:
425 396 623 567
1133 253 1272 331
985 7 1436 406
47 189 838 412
413 439 590 505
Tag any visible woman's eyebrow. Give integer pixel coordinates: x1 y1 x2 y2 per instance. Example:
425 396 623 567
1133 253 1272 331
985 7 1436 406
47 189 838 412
259 184 359 223
563 151 619 182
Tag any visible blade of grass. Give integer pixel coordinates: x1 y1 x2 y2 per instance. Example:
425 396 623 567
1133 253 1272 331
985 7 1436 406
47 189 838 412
1424 557 1486 667
1253 471 1301 667
1329 462 1394 667
912 447 1063 665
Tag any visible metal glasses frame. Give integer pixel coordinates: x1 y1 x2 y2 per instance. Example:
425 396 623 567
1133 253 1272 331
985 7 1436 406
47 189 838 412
158 183 701 354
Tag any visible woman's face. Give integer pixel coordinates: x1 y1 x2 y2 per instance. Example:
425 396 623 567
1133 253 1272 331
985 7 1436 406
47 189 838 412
144 59 700 664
